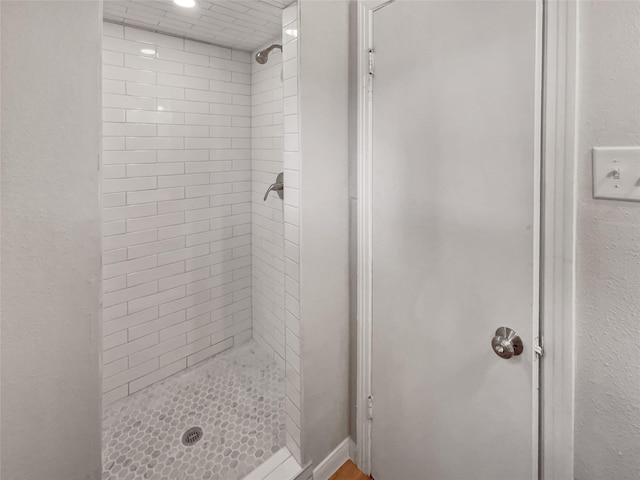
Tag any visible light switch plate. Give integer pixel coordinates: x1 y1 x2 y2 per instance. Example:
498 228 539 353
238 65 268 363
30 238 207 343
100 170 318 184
593 147 640 201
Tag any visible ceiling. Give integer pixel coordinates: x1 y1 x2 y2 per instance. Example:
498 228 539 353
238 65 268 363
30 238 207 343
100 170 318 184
103 0 291 52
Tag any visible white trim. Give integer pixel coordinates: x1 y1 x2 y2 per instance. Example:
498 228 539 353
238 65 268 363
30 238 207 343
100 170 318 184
356 0 388 474
348 438 358 468
311 438 350 480
540 1 578 478
531 3 545 479
355 0 578 477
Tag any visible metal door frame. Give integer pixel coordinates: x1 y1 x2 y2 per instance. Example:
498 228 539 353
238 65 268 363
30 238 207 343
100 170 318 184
354 1 578 478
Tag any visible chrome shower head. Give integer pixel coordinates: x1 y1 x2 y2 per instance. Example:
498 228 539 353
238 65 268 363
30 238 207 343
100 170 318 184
255 44 282 64
255 50 269 64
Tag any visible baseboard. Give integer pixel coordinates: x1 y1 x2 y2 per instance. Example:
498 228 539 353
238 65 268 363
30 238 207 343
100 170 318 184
348 438 358 467
312 437 351 480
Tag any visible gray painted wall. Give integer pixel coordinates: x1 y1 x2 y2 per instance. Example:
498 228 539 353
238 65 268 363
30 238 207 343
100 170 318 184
1 1 102 479
574 1 640 479
299 0 351 467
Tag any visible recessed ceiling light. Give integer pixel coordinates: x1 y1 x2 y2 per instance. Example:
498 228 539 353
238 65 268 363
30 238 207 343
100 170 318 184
140 48 156 55
157 106 165 111
173 0 196 7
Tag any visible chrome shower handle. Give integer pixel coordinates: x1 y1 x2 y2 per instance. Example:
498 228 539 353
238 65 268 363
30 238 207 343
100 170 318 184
263 182 283 201
263 172 284 201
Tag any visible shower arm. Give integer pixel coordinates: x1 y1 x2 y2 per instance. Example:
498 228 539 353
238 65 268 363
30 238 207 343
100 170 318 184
262 44 282 56
255 44 282 64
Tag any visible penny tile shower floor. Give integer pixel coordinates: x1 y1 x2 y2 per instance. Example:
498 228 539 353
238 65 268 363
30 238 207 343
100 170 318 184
102 341 285 480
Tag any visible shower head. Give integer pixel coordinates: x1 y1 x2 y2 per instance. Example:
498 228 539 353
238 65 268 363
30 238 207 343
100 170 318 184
255 44 282 64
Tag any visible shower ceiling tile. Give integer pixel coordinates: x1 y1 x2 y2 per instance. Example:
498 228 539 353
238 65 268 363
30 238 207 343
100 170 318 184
104 0 291 51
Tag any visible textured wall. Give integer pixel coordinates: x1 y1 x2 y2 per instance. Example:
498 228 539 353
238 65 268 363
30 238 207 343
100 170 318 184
1 1 102 478
574 2 640 479
299 0 350 468
250 39 285 368
101 24 254 405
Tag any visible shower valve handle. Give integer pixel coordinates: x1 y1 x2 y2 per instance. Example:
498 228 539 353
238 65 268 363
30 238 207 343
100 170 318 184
263 172 284 201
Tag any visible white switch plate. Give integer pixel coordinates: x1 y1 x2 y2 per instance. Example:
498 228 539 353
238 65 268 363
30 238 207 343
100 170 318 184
593 147 640 201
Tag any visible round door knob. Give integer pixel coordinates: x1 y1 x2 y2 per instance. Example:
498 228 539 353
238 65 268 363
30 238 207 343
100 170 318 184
491 327 523 359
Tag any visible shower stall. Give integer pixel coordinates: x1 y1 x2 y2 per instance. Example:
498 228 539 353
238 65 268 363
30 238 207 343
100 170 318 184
100 1 301 478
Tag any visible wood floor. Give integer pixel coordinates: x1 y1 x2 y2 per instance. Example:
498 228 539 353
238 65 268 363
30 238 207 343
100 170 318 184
329 460 371 480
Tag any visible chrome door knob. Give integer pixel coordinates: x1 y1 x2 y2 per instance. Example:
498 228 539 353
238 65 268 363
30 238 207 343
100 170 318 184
491 327 523 359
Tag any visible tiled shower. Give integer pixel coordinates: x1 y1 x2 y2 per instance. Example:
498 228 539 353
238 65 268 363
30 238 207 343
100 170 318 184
101 23 255 405
250 41 285 368
100 2 300 478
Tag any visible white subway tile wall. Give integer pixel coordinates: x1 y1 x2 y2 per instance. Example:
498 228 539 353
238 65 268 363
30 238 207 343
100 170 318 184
102 23 253 405
281 3 303 464
251 40 286 369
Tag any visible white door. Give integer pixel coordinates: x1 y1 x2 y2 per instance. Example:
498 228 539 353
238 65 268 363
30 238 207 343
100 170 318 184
370 1 541 479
